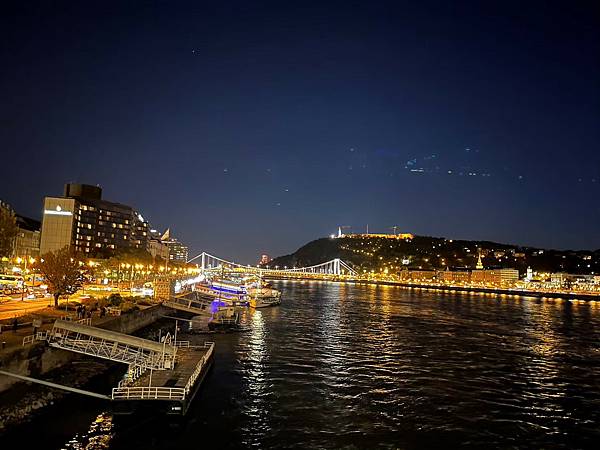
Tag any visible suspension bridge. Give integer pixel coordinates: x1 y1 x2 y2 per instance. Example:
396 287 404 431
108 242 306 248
186 252 358 279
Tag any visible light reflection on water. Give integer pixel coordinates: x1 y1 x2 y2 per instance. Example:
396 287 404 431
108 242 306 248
59 282 600 449
62 413 113 450
239 309 270 446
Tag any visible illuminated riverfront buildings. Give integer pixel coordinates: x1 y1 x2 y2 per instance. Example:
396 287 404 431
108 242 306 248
334 226 414 240
471 268 519 284
39 183 150 256
148 228 170 261
0 199 41 257
161 228 189 263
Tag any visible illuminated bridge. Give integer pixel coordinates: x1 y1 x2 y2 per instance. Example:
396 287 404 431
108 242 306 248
187 252 358 279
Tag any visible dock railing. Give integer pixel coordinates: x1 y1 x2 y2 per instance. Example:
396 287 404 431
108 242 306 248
184 342 214 395
111 386 186 400
22 331 49 346
111 341 215 401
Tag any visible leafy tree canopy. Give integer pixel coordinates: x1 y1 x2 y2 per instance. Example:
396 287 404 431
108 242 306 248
37 246 85 307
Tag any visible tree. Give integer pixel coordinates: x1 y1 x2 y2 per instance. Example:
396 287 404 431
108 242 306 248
0 206 18 257
37 246 85 308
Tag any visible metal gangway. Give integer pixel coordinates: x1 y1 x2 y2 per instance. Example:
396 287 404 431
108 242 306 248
47 320 177 370
162 292 213 316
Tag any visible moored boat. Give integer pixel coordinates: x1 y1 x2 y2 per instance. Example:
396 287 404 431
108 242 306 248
247 284 282 308
208 306 242 331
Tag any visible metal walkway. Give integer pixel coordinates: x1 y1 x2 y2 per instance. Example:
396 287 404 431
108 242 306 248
163 294 212 315
47 319 177 370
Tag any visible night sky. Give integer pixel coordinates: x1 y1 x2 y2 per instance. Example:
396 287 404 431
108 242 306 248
1 1 599 263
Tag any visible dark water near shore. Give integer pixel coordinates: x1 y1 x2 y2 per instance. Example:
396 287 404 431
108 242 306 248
3 281 600 449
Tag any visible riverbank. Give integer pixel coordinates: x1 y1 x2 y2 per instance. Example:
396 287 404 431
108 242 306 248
355 280 600 301
265 275 600 301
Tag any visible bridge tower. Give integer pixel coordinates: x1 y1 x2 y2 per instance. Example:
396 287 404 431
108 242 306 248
333 258 341 276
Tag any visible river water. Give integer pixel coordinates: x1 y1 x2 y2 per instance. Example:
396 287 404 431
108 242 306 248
3 281 600 449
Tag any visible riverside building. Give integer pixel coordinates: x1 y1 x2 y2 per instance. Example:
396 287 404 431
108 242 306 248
1 199 41 257
148 229 170 261
14 215 41 257
471 268 519 284
39 183 150 256
161 229 189 263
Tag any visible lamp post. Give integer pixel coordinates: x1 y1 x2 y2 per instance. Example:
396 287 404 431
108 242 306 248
130 264 135 294
20 257 27 301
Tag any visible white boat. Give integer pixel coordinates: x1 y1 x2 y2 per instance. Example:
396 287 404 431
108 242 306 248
247 284 281 308
197 273 281 308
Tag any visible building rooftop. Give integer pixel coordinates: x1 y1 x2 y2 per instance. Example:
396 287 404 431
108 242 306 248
15 214 41 232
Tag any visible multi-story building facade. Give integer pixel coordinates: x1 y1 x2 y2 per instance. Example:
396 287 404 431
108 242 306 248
148 229 169 261
40 183 150 256
160 229 189 263
471 268 519 284
1 199 41 257
439 269 471 283
399 270 437 281
399 268 520 286
14 215 41 257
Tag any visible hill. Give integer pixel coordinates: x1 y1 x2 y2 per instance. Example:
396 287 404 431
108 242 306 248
267 235 600 275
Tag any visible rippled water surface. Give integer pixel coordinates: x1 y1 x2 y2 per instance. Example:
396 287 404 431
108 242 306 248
114 282 600 449
6 281 600 449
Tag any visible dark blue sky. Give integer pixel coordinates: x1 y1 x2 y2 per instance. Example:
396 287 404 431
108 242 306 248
1 1 599 262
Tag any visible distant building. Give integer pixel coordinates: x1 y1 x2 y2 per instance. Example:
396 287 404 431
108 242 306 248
476 250 484 269
439 269 471 283
260 254 271 265
149 239 169 262
401 268 520 285
338 232 414 240
147 228 169 261
14 215 41 257
471 268 519 284
40 183 150 256
161 229 189 263
0 199 41 257
399 270 437 281
525 266 533 281
550 272 573 286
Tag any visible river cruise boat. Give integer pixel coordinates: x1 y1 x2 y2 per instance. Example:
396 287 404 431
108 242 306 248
247 281 282 308
194 283 248 306
197 273 282 308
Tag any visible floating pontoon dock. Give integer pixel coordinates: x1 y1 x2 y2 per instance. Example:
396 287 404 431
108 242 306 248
41 319 214 416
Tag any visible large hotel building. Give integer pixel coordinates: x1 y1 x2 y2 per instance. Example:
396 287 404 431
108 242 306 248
40 183 150 256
